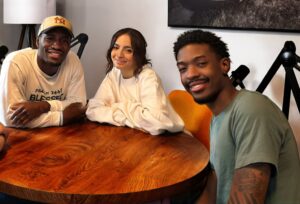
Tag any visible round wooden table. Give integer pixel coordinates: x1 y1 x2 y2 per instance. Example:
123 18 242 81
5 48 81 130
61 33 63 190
0 121 209 204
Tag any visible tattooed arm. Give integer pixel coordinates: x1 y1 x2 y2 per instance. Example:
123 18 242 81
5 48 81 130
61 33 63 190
228 163 271 204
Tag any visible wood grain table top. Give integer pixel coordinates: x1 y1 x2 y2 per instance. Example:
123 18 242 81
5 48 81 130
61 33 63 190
0 121 209 204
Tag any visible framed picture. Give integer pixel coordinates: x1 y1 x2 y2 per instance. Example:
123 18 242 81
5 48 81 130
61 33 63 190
168 0 300 32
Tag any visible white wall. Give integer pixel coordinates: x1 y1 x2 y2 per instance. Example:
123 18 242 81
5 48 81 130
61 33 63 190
62 0 300 149
1 0 299 150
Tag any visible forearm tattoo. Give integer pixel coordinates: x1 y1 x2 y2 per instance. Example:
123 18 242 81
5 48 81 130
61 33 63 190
228 164 271 204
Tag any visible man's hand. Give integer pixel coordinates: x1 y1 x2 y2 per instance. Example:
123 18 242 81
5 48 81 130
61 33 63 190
9 101 50 127
63 102 87 125
0 123 8 152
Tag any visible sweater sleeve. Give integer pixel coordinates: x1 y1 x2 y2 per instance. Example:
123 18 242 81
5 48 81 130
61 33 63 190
46 52 87 112
0 60 60 127
113 69 184 135
86 75 122 126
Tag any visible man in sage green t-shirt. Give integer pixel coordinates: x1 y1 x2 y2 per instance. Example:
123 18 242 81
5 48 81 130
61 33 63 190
173 29 300 204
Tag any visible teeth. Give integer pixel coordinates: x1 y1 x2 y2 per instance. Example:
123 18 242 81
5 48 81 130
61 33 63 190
191 84 201 89
115 60 126 65
48 49 62 53
48 52 61 59
190 83 206 92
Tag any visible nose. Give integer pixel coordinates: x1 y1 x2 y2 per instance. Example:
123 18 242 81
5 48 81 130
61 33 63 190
116 49 124 57
51 40 62 49
186 65 199 79
51 38 67 49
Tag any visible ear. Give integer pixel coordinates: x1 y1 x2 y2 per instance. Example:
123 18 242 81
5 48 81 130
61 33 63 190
220 58 230 75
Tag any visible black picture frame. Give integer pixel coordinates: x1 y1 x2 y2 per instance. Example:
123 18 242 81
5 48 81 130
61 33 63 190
168 0 300 33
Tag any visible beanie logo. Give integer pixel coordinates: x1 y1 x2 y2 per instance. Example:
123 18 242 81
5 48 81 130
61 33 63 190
54 17 66 25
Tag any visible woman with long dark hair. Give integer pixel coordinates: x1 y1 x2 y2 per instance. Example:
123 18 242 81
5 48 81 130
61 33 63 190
87 28 184 135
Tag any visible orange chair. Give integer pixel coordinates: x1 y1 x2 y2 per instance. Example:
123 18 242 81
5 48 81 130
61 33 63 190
168 90 212 150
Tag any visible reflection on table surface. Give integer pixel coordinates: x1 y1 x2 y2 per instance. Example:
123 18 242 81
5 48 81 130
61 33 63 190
0 121 209 204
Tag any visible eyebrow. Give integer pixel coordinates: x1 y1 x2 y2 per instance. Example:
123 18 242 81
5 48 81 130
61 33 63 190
114 43 133 49
176 56 206 66
45 32 71 39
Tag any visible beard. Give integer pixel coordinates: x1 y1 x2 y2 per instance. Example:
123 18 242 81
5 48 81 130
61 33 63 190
183 84 219 105
182 76 221 105
48 61 62 67
193 92 218 104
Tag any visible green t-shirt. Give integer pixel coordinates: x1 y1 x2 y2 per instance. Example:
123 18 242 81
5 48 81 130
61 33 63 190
210 90 300 204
